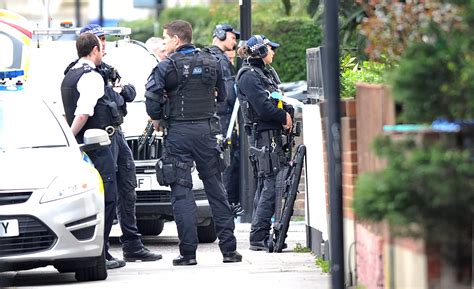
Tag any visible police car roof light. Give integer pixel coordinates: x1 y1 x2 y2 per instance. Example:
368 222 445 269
0 69 24 80
32 27 132 38
0 69 25 92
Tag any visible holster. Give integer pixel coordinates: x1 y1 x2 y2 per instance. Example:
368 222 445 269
249 153 259 178
249 145 282 177
155 154 193 188
155 158 177 186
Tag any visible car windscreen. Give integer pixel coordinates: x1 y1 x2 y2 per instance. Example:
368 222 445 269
0 98 68 149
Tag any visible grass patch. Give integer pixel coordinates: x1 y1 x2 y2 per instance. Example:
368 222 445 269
293 243 311 253
291 215 305 222
315 256 330 273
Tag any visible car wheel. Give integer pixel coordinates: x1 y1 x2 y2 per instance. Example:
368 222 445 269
136 219 165 236
75 249 107 282
197 218 217 243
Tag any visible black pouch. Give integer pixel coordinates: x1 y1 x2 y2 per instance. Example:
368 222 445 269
256 149 272 176
270 151 281 174
105 99 123 125
155 158 177 186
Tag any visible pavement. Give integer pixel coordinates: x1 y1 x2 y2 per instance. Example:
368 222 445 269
0 221 330 289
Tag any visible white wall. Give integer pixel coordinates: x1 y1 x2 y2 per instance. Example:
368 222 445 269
302 104 328 240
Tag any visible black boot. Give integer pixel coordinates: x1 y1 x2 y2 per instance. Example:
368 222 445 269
123 247 162 262
172 255 197 266
222 251 242 263
249 239 269 251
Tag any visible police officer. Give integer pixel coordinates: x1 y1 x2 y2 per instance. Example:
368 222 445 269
61 32 119 267
78 24 163 267
145 37 168 61
205 24 243 216
236 35 293 251
145 20 242 265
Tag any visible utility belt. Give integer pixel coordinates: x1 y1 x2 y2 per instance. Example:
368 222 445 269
257 129 282 143
249 129 285 177
167 118 210 125
104 124 122 137
167 116 221 136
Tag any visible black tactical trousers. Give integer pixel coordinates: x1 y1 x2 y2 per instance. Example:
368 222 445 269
110 130 143 253
165 119 237 256
87 146 118 255
249 130 284 243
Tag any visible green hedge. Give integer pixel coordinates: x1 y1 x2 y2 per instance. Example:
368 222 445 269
260 18 322 82
122 5 322 83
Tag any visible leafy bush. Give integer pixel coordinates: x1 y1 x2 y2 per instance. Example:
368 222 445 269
158 4 242 47
353 136 474 243
358 1 461 65
262 18 322 82
121 18 155 42
340 55 385 98
391 25 474 123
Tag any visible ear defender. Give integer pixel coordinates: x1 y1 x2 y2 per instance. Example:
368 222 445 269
249 35 268 58
257 45 268 58
214 25 227 41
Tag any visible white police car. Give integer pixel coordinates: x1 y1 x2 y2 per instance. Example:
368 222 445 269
0 70 108 282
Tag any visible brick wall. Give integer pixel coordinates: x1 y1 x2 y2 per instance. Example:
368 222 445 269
293 112 306 217
319 99 358 218
354 83 395 288
341 99 357 220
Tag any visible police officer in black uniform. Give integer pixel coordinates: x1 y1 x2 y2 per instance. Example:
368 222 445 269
236 35 293 251
77 24 163 268
205 24 243 216
61 32 118 267
145 20 242 265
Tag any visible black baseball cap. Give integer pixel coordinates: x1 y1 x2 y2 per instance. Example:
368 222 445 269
213 24 240 39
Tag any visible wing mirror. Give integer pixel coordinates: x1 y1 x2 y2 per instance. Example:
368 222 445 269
80 129 111 152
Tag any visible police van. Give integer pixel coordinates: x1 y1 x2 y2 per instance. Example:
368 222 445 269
26 25 217 243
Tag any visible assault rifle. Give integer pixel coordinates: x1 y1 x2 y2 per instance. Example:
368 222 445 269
268 144 306 253
137 121 154 153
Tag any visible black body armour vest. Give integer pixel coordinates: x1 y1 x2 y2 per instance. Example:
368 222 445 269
166 50 218 121
61 63 121 142
205 46 236 116
236 63 280 126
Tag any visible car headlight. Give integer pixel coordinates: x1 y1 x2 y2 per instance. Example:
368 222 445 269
40 170 101 203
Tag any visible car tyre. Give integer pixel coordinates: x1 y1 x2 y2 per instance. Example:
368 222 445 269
137 219 165 236
54 264 75 273
75 249 107 282
197 218 217 243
